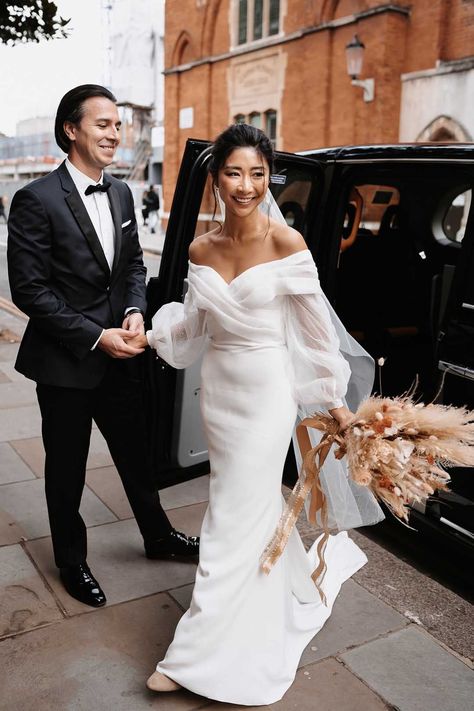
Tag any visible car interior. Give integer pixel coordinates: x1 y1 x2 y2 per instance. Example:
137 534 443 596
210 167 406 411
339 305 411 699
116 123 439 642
334 169 472 402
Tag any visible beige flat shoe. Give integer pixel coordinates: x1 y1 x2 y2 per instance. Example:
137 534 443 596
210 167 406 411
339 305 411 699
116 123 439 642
146 671 181 692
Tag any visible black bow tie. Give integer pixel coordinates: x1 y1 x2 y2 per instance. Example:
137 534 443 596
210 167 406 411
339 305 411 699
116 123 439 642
85 182 111 196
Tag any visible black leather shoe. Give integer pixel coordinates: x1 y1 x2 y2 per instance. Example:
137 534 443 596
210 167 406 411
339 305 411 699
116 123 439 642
59 563 106 607
145 529 200 560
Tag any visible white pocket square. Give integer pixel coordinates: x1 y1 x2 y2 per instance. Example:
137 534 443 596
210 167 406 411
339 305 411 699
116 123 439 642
121 219 131 228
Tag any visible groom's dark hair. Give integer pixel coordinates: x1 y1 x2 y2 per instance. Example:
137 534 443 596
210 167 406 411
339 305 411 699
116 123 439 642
55 84 117 153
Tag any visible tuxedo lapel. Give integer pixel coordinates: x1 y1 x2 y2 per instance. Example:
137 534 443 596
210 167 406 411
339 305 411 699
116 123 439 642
58 162 110 277
107 184 123 274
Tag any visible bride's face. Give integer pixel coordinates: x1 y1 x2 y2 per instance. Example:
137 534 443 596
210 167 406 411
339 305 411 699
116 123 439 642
216 146 269 217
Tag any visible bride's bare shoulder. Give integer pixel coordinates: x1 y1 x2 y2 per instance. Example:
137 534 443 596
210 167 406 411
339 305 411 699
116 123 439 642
270 220 307 257
189 228 220 264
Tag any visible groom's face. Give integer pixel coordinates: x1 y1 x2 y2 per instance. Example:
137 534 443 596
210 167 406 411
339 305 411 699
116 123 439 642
65 96 121 177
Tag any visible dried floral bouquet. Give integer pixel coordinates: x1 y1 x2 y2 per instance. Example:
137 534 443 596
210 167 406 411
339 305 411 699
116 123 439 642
261 395 474 595
334 395 474 521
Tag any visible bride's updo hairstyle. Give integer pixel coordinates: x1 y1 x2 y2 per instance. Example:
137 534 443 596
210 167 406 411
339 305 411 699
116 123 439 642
208 123 275 183
208 123 275 228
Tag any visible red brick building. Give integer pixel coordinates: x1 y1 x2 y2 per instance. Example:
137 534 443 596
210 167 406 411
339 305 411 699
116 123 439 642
163 0 474 211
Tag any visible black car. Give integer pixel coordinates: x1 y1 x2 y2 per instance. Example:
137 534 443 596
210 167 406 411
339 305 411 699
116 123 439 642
145 141 474 558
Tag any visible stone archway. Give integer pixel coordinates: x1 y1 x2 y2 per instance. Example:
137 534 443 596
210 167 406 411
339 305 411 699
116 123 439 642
172 30 197 66
417 115 472 143
201 0 223 56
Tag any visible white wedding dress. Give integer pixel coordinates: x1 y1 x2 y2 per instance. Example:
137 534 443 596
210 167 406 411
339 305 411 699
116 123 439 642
147 249 379 705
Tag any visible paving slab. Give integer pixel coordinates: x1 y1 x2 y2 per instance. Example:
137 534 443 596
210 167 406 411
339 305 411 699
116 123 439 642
0 592 209 711
0 404 42 442
87 428 114 469
299 579 407 666
341 625 474 711
160 475 210 510
0 379 36 409
350 528 474 661
167 500 207 537
85 465 134 519
0 441 36 484
0 543 62 638
200 658 390 710
25 511 204 613
272 657 389 711
169 582 194 611
0 342 19 362
9 436 45 477
0 507 28 545
0 361 25 382
0 478 117 541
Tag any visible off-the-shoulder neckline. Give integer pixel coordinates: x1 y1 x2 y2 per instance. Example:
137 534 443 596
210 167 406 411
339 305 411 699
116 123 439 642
188 248 312 286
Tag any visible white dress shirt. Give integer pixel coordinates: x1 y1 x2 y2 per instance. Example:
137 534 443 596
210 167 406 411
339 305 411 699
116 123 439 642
65 158 115 269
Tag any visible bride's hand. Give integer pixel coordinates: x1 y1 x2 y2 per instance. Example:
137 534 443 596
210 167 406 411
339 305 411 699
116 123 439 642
328 405 355 431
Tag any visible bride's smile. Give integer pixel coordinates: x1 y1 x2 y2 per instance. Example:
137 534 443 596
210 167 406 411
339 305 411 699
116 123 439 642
217 145 269 216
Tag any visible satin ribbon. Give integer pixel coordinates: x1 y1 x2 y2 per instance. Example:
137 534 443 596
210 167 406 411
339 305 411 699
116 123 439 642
260 415 345 604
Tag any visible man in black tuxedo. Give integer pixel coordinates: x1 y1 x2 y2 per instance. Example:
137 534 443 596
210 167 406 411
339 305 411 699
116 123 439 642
8 84 198 608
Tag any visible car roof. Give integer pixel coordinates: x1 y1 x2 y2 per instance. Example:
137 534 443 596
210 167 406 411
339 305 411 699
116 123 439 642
297 143 474 163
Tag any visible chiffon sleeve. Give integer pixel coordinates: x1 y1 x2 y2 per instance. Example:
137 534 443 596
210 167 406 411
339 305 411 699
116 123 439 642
146 281 208 369
285 292 351 411
285 275 384 532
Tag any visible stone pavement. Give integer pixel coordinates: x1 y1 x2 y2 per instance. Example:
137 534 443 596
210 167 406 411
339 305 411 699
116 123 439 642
0 247 473 709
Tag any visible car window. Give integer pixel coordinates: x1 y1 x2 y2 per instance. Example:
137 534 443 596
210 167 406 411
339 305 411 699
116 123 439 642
442 188 472 243
270 164 318 237
354 184 400 235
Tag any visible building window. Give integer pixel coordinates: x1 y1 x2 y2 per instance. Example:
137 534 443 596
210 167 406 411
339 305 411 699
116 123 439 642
254 0 263 40
265 109 277 145
269 0 280 36
236 0 281 45
233 110 278 147
249 112 262 128
238 0 248 45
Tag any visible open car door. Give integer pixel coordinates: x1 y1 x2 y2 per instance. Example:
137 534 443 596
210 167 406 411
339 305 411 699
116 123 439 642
145 139 326 488
426 185 474 546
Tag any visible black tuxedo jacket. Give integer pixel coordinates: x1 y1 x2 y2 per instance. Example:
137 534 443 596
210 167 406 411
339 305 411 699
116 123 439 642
7 161 147 388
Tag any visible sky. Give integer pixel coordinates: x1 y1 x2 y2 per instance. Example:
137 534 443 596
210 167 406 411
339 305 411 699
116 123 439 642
0 0 105 136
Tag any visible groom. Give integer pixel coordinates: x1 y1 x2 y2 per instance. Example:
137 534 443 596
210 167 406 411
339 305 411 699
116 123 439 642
7 84 198 608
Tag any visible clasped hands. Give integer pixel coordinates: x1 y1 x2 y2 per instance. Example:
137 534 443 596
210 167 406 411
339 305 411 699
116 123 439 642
97 312 149 359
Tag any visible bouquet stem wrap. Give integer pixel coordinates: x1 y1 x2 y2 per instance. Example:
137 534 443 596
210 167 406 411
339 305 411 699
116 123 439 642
260 416 344 604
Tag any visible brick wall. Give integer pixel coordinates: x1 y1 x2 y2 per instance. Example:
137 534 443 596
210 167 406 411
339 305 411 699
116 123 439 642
163 0 474 212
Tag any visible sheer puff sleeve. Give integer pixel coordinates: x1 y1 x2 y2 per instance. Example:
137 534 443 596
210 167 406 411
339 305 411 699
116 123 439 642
284 254 384 531
285 292 350 411
146 279 207 369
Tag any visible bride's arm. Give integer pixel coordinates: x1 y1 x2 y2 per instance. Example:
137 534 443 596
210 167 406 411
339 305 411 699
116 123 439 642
285 290 352 415
143 280 207 369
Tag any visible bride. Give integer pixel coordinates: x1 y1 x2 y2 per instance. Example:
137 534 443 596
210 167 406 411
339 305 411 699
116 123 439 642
131 123 383 705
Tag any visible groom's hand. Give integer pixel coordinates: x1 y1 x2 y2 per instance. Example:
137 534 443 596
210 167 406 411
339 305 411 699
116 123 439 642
97 328 145 358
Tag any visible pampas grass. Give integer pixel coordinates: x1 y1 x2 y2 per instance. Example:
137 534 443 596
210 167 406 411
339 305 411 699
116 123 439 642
331 396 474 520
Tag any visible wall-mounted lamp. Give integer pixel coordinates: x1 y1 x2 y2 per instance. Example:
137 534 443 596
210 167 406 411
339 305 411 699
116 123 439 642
345 35 374 103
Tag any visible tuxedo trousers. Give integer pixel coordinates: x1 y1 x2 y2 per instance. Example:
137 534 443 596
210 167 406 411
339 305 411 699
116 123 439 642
36 359 172 568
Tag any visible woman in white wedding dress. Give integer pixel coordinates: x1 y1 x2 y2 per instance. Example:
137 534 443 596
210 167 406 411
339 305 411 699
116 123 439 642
136 124 383 705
